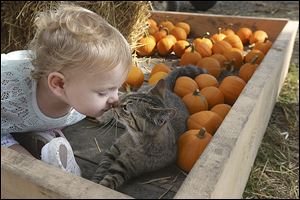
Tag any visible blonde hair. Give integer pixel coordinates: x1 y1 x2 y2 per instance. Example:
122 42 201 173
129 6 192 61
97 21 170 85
28 3 132 80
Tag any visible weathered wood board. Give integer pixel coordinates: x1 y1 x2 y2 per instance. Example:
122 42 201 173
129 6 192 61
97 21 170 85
1 11 298 199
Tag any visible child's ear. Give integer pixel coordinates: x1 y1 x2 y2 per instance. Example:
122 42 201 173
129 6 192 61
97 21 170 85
47 72 66 97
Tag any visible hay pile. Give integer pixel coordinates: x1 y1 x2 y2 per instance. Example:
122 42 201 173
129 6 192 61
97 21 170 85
1 1 152 53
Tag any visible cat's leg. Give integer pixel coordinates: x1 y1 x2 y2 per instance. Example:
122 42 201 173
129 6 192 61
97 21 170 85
91 144 120 183
98 151 138 189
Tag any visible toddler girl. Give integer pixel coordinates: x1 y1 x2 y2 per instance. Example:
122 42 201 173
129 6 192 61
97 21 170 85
1 3 132 176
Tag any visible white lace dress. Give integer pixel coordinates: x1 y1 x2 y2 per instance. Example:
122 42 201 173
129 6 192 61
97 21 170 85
1 50 86 147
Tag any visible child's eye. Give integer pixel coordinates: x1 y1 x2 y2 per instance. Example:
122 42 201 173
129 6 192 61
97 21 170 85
97 92 107 96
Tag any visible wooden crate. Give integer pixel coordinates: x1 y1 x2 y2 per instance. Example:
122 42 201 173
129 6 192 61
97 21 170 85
1 11 298 199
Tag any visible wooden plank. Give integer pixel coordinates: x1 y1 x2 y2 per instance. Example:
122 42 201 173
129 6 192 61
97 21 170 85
1 147 133 199
174 20 299 199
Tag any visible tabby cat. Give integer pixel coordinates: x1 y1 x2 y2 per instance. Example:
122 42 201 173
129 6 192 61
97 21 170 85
91 65 207 189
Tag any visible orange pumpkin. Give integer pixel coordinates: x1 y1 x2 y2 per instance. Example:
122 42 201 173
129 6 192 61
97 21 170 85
187 111 223 135
221 27 235 36
159 20 175 32
210 104 232 120
223 48 244 69
171 26 187 41
193 41 212 58
157 37 174 56
219 76 246 105
193 35 213 49
177 128 212 173
164 34 177 45
182 89 208 114
147 19 157 28
148 71 168 85
249 30 268 44
238 55 259 83
244 49 265 64
236 27 253 44
210 53 228 70
175 22 191 35
223 34 244 51
173 76 199 98
180 45 202 66
123 65 144 90
136 36 156 57
153 27 168 43
210 28 226 43
173 40 192 58
200 86 224 109
194 73 219 90
253 40 272 54
196 57 221 78
212 40 232 55
150 63 171 76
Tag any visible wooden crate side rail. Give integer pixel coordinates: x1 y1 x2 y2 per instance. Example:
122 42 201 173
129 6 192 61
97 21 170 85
174 20 299 199
1 147 133 199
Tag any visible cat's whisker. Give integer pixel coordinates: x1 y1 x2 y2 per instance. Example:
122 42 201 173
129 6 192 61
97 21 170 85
95 118 114 132
98 119 117 135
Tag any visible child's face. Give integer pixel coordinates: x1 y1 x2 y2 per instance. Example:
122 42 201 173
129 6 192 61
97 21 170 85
62 63 128 118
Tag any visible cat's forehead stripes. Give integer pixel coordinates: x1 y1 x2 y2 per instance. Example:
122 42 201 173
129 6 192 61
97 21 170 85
123 93 163 107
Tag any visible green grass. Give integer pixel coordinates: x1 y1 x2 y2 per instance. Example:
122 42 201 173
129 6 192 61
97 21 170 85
243 63 299 199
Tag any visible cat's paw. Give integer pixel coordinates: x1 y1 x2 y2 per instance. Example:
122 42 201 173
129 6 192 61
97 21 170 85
99 177 115 189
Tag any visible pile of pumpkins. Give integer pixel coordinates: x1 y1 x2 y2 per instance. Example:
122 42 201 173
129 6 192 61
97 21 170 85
124 18 273 173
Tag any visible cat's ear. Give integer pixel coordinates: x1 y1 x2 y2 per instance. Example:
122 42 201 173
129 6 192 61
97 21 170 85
150 107 177 126
148 79 167 99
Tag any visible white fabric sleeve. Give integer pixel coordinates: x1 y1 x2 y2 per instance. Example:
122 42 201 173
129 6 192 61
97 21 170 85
1 133 19 147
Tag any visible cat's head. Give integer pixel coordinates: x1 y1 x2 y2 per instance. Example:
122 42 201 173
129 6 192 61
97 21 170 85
114 80 176 135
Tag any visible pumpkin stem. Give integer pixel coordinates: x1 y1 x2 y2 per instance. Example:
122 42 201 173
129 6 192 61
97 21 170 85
218 27 222 34
197 128 206 139
248 43 255 49
201 32 210 38
193 89 200 96
184 44 192 50
250 54 259 64
224 60 235 72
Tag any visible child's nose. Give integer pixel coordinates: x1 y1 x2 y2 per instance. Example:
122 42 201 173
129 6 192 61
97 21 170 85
107 91 119 105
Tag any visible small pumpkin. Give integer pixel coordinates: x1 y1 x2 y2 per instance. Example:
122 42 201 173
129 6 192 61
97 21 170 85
210 53 228 70
221 27 235 36
249 30 268 44
219 76 246 105
244 49 265 64
187 111 223 135
223 34 244 51
212 40 232 55
177 128 212 173
236 27 253 44
148 71 168 85
153 27 169 43
182 89 208 114
252 40 272 54
200 86 224 109
196 57 221 78
147 19 158 28
136 36 156 57
210 104 232 120
193 33 213 49
123 65 144 90
173 76 199 98
159 20 175 32
175 22 191 35
180 45 202 66
210 28 226 43
223 48 244 69
194 73 219 90
173 40 192 58
171 26 187 41
193 41 212 58
150 63 172 76
157 37 174 56
238 55 259 83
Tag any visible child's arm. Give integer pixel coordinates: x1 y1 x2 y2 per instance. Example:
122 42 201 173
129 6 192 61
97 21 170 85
8 144 34 157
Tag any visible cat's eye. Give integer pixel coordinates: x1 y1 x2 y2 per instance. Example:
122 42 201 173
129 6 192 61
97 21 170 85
122 104 128 112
